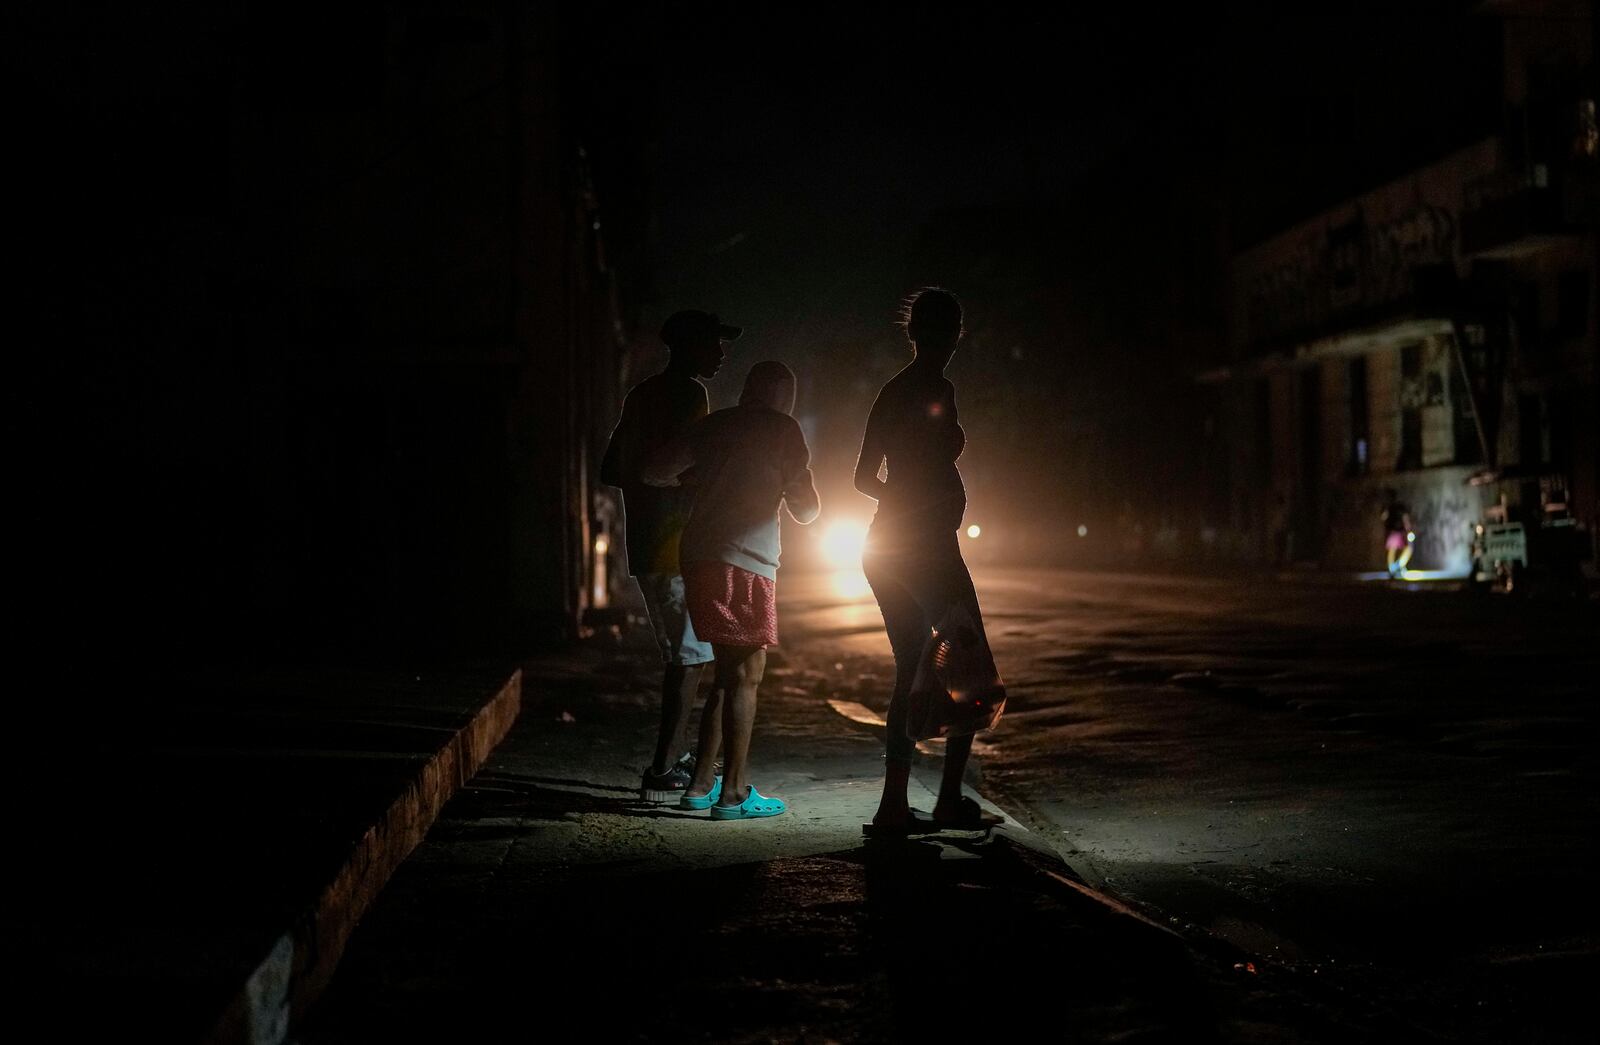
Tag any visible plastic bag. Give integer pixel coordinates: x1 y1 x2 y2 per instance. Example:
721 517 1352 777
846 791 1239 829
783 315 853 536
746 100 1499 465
904 603 1006 741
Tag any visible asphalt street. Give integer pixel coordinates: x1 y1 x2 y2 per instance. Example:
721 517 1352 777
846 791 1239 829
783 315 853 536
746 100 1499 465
780 567 1598 1042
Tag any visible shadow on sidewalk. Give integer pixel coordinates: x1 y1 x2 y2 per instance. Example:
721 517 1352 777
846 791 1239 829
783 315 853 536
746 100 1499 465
458 769 709 825
844 832 1220 1042
306 802 1232 1043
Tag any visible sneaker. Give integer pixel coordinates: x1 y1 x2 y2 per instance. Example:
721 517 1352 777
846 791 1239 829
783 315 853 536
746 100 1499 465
640 764 692 804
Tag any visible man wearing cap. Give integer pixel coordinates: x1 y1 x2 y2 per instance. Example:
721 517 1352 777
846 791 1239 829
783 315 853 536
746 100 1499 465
601 310 741 803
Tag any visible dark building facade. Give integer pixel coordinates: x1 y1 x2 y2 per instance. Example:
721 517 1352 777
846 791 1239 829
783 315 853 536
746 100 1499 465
1209 1 1597 583
12 6 643 666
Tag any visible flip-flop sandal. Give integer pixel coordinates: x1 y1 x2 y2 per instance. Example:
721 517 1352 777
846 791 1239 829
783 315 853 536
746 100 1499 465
679 775 723 811
931 795 1003 831
861 809 942 838
710 785 787 820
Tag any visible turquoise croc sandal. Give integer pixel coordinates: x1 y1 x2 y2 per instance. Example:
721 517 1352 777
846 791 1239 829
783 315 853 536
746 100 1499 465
710 785 787 821
679 775 723 811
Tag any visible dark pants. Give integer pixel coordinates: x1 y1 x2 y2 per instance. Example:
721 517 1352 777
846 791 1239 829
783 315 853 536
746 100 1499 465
862 527 987 763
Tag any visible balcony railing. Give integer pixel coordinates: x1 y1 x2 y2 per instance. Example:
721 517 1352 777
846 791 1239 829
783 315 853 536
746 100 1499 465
1461 162 1600 257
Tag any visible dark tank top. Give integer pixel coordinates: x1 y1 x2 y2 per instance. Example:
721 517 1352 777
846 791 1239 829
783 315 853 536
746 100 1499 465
866 370 967 541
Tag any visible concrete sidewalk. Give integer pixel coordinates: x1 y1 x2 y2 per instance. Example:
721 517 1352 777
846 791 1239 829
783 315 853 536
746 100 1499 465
15 629 1389 1042
298 635 1381 1043
16 661 522 1044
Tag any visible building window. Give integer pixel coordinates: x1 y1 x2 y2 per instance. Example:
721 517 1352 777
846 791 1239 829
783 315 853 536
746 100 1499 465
1449 350 1482 466
1519 392 1573 471
1512 280 1542 359
1519 393 1547 467
1256 379 1272 483
1397 343 1423 471
1347 356 1369 474
1548 392 1571 469
1556 269 1589 340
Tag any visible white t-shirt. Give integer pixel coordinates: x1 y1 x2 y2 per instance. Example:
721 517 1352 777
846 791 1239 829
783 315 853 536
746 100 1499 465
645 404 820 580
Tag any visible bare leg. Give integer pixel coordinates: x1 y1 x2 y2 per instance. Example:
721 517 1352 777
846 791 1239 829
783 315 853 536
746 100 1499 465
873 759 913 827
872 663 918 827
933 734 973 818
651 663 702 776
933 562 988 820
868 567 930 830
686 685 725 798
713 645 765 807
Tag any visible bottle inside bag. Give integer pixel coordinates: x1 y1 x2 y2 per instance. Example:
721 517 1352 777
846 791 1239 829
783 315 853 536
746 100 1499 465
905 605 1007 741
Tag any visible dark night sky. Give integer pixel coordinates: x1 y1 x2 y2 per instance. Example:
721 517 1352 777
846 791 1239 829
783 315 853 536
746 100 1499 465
619 6 1225 544
1 1 1509 662
601 2 1497 547
648 6 1218 342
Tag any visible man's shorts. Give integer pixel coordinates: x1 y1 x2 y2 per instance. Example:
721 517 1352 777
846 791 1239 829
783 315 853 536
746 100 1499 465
636 573 715 667
682 560 778 648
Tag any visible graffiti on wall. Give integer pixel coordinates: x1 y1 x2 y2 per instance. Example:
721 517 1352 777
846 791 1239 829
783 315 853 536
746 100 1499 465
1322 467 1489 575
1244 204 1458 347
1418 337 1457 468
1408 479 1481 575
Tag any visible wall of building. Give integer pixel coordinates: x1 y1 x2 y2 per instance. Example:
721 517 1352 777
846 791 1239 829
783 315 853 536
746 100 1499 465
1231 140 1500 354
1367 347 1405 479
13 6 636 669
1323 466 1495 575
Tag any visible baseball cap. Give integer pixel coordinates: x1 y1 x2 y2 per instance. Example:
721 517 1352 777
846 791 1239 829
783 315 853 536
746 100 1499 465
659 309 743 347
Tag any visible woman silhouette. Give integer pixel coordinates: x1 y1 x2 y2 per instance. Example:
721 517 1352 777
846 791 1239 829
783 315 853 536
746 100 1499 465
854 288 997 834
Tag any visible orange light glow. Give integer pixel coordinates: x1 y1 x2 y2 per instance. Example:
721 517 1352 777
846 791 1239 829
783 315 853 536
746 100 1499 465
832 570 872 599
821 520 867 569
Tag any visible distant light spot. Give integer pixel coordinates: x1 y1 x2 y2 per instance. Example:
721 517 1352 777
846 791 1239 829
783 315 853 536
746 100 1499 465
1077 524 1088 537
966 524 981 539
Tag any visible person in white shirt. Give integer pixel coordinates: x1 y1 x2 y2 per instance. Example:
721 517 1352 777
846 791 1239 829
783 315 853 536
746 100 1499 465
644 361 820 820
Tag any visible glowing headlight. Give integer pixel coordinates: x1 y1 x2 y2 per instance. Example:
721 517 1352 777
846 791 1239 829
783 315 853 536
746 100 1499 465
821 521 868 568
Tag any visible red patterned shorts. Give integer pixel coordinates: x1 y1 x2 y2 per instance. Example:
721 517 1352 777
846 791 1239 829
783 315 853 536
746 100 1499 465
682 561 778 648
